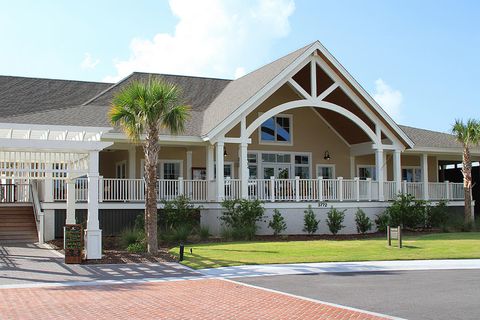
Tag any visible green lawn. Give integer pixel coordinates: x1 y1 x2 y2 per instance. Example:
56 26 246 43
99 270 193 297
169 232 480 269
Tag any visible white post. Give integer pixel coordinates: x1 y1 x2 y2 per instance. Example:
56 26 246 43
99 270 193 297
338 177 344 202
421 153 429 200
350 156 356 179
445 180 450 200
216 141 225 202
44 171 54 202
355 177 360 201
128 146 136 179
393 149 402 194
367 177 372 201
375 149 384 201
206 144 215 201
295 176 300 202
186 151 193 180
318 176 323 201
270 176 275 202
403 180 408 194
239 143 249 199
65 179 76 224
178 177 184 196
85 150 102 260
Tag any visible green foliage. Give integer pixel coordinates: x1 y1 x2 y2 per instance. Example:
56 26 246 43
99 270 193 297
220 228 233 241
134 213 145 231
326 207 346 235
384 193 425 229
120 228 144 249
127 242 146 253
199 226 210 241
375 212 390 233
425 200 449 230
163 195 199 230
303 205 319 235
355 208 372 234
268 209 287 236
170 225 192 243
220 199 265 240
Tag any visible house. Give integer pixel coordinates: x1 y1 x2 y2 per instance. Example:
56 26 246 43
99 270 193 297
0 41 478 259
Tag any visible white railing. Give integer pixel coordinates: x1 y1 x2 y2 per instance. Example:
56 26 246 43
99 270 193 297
29 182 44 244
48 177 465 203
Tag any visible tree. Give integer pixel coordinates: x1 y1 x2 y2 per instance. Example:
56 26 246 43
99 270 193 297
452 119 480 225
110 78 190 254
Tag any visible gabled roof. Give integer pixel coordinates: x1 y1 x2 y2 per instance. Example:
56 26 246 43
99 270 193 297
0 75 112 118
201 43 313 136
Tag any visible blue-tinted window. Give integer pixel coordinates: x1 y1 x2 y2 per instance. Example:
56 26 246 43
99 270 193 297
260 116 291 143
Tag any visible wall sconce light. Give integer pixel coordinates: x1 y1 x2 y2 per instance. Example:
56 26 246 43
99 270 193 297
224 149 228 157
323 151 331 160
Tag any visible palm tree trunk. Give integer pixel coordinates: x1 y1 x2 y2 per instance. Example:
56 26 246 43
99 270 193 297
462 146 474 224
144 126 159 254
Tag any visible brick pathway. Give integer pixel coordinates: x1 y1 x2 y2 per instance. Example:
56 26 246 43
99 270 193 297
0 279 389 319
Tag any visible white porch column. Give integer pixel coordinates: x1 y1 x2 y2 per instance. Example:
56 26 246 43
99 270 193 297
43 171 54 202
421 153 429 200
65 179 76 224
350 156 356 179
393 150 402 194
85 150 102 259
128 146 136 178
216 141 225 202
375 148 384 201
239 142 248 199
186 150 193 180
206 144 215 201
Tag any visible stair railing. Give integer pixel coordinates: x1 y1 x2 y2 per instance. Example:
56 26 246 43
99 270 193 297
29 182 44 244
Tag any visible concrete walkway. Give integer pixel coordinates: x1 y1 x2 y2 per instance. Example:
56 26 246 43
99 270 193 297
0 242 200 288
198 259 480 278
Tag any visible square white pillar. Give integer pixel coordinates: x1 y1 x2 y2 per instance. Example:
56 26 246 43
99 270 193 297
421 153 429 200
186 150 193 180
375 148 384 201
65 180 76 224
128 146 136 178
206 144 215 201
239 143 248 199
350 156 355 179
216 141 225 202
393 150 402 193
85 150 102 260
43 172 53 202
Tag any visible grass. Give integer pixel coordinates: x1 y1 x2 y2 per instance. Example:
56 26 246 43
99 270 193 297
169 232 480 269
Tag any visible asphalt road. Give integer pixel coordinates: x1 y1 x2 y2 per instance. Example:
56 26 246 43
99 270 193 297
236 269 480 320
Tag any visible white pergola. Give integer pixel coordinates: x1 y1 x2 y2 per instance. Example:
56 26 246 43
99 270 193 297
0 123 112 259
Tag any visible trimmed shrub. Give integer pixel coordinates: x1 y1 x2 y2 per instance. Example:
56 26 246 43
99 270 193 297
303 205 319 235
220 199 265 240
268 209 287 236
385 193 425 229
163 195 200 230
375 212 390 233
199 226 210 241
326 207 346 235
355 208 372 234
425 200 449 230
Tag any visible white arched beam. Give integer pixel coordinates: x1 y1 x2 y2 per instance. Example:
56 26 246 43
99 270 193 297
245 99 379 145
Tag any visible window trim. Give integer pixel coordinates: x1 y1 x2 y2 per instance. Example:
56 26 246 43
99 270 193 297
258 113 294 146
401 166 422 182
316 164 336 179
115 160 127 179
214 161 235 179
139 159 184 179
248 150 312 179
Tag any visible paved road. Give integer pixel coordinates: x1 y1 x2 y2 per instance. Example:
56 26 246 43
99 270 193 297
237 269 480 320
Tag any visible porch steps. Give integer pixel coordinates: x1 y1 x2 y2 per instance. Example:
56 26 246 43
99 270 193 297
0 206 37 243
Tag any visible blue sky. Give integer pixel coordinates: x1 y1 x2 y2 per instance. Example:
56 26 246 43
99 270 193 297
0 0 478 133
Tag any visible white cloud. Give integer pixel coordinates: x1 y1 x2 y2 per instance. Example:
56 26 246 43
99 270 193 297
103 0 295 82
81 53 100 70
372 78 403 121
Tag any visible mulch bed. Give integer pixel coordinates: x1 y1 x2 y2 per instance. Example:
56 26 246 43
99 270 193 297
47 238 177 265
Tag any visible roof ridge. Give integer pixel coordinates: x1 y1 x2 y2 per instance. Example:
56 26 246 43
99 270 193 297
131 72 232 82
0 74 113 85
399 124 453 135
82 73 136 106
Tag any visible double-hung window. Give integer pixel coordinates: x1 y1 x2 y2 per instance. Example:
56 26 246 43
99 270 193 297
402 167 422 182
358 165 376 180
260 114 292 144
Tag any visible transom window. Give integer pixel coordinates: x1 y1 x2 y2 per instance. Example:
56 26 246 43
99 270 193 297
260 114 292 144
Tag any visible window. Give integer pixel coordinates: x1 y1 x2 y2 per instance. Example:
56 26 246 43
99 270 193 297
402 167 422 182
260 115 292 144
294 155 310 178
214 162 234 178
247 153 258 179
161 162 182 179
316 165 335 179
358 166 376 180
115 161 127 179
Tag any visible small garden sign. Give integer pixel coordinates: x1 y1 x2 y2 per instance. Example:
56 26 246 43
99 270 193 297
387 226 402 248
64 224 83 264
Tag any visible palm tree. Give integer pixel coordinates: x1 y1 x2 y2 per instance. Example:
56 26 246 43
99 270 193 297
452 119 480 225
110 77 190 254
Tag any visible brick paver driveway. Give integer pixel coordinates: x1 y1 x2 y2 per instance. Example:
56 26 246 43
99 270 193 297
0 278 390 319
